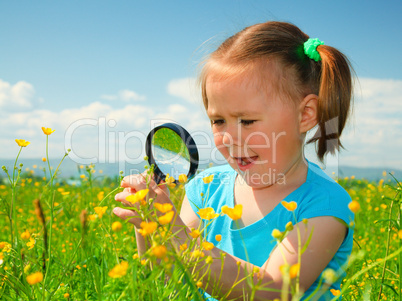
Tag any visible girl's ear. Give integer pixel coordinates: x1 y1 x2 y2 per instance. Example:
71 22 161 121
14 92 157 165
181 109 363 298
299 94 318 133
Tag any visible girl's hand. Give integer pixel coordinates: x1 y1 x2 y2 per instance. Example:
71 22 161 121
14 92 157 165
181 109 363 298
113 172 172 228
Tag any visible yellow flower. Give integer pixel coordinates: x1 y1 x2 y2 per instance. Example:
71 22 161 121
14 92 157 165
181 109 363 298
330 289 341 296
154 202 173 213
205 256 213 264
21 230 31 240
26 271 43 285
348 200 360 213
88 214 97 221
41 127 55 135
138 221 157 237
80 174 86 179
126 189 149 204
97 191 105 201
165 174 176 188
64 293 70 298
15 139 30 147
189 229 200 239
202 241 214 251
196 281 203 288
289 263 300 279
0 242 11 252
399 230 402 239
27 237 35 250
221 204 242 220
285 221 294 231
111 221 122 232
42 157 47 162
108 261 129 278
179 243 188 251
198 207 219 220
281 201 297 211
271 229 282 240
191 250 205 258
152 245 167 259
203 175 214 184
158 211 175 225
322 268 337 284
178 174 188 183
133 254 139 260
94 206 108 218
24 264 31 274
215 234 222 242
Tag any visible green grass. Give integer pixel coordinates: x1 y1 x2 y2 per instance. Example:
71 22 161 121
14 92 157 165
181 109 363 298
0 138 401 300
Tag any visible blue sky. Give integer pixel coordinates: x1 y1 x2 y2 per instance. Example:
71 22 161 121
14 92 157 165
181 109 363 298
1 0 401 170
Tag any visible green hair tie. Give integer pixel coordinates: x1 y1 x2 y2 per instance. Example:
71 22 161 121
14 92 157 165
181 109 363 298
304 38 324 62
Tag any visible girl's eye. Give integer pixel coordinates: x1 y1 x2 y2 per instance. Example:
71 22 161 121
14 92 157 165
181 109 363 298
240 120 256 126
211 119 225 125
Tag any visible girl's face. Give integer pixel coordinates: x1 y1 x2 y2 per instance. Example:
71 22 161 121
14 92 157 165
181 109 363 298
206 71 305 189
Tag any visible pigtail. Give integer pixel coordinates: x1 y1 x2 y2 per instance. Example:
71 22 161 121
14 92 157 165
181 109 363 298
307 45 353 162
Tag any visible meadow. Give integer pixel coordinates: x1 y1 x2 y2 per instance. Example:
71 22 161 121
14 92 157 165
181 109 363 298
0 130 401 300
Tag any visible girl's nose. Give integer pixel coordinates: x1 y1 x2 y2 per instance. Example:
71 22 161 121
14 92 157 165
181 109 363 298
222 124 241 147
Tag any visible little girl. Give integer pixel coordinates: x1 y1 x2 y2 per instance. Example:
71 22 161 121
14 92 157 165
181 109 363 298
114 21 354 300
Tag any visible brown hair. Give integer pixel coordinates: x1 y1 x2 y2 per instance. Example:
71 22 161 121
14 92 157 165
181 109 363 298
199 21 353 162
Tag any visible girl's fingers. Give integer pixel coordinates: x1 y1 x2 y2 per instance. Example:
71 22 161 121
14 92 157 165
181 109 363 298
112 207 140 226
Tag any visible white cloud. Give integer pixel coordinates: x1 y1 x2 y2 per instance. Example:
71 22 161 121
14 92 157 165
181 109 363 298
0 79 34 110
167 77 201 104
339 77 402 168
101 89 146 102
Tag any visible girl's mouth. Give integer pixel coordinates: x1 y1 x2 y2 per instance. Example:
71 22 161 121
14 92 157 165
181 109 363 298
236 156 258 170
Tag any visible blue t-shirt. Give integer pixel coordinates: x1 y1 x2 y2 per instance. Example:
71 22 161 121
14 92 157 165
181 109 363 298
185 161 354 300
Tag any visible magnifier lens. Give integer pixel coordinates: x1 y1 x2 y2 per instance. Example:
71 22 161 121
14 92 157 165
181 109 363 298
146 123 198 184
151 128 191 178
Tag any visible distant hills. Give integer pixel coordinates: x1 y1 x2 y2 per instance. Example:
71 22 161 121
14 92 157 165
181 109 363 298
0 157 400 182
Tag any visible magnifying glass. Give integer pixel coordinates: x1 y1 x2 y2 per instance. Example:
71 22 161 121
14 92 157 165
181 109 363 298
145 123 199 184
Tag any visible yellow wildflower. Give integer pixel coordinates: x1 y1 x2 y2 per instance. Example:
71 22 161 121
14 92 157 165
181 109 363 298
24 264 31 274
398 230 402 239
111 221 122 232
330 289 341 296
203 175 214 184
152 245 167 259
26 271 43 285
285 221 293 231
205 256 213 264
165 173 176 188
215 234 222 242
21 230 31 240
97 191 105 201
158 211 175 225
221 204 242 220
94 206 108 218
80 174 86 179
138 221 157 237
348 200 360 213
27 237 35 250
202 241 214 251
198 207 219 220
281 201 297 211
154 202 173 213
289 263 300 279
271 229 282 240
189 229 200 239
196 281 203 288
41 127 55 135
322 268 337 284
108 261 128 278
126 189 149 204
179 243 188 251
64 293 70 298
178 174 188 183
88 214 97 221
42 157 46 162
133 254 139 260
15 139 30 147
191 250 205 258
